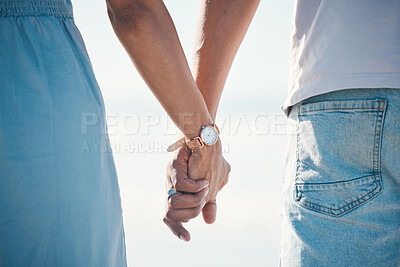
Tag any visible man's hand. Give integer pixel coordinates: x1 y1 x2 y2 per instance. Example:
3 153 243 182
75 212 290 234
188 139 230 224
163 139 231 241
163 144 210 242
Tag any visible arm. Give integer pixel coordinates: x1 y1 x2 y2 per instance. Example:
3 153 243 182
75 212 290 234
164 0 260 241
193 0 260 119
106 0 212 137
184 0 260 230
106 0 227 241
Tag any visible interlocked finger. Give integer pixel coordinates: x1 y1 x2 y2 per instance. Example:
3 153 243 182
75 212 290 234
165 201 206 222
168 187 209 210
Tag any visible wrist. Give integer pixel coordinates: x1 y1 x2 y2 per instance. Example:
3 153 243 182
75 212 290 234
193 137 222 156
185 123 219 150
179 112 213 139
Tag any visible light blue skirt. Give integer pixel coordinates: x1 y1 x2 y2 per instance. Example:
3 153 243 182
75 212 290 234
0 1 127 266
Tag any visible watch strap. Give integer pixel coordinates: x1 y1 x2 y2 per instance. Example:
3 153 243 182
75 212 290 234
213 124 220 134
185 137 204 150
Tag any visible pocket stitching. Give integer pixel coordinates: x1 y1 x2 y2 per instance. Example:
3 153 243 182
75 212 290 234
296 174 376 189
295 177 382 217
298 99 386 115
373 100 386 178
300 107 380 114
294 99 387 217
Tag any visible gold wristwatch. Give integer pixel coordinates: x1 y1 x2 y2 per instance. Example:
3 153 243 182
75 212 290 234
185 124 219 150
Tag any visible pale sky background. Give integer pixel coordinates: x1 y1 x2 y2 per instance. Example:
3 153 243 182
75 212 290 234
73 1 294 266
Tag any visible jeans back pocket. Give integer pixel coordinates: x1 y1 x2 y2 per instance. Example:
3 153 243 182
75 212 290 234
294 99 387 216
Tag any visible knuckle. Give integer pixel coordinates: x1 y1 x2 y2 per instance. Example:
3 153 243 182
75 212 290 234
224 176 229 184
163 217 169 225
193 206 202 217
191 194 204 206
165 210 175 221
174 181 184 192
167 159 179 175
171 158 180 169
226 163 232 173
169 197 177 209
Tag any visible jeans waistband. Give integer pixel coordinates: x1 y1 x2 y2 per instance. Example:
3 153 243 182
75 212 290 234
0 0 73 18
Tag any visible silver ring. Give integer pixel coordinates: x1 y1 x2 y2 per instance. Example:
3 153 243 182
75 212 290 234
167 188 177 199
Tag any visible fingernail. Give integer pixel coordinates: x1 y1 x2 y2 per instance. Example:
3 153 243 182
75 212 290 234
180 235 189 242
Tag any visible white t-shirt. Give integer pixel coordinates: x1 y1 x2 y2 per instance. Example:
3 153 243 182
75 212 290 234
283 0 400 115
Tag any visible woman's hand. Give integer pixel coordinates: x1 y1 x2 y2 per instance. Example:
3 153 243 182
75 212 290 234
163 140 230 241
163 144 209 241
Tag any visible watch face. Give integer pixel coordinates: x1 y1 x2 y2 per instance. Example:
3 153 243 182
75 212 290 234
200 125 218 145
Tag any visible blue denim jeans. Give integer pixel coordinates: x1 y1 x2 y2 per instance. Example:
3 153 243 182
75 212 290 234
280 89 400 266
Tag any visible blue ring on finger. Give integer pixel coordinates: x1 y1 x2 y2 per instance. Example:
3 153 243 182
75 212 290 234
167 188 177 199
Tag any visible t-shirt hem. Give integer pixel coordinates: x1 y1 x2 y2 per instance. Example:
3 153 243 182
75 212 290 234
282 75 400 116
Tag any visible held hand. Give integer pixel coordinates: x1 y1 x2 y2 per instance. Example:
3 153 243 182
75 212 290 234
163 139 231 241
163 144 210 242
188 139 231 224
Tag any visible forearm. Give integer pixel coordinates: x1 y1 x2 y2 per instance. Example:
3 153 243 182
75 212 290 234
193 0 260 120
107 0 212 138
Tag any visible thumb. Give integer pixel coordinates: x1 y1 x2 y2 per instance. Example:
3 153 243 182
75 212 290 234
202 199 217 224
